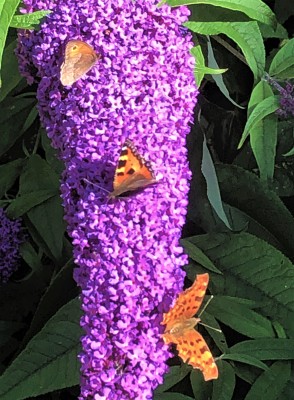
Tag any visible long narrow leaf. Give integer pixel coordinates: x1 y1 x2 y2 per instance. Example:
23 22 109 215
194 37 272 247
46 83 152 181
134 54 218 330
238 95 279 148
185 21 265 80
202 135 232 229
211 361 235 400
0 0 21 87
208 296 275 338
10 10 51 29
229 339 294 360
0 299 82 400
190 45 205 86
0 40 22 101
222 354 269 370
269 38 294 79
207 37 242 108
248 81 278 183
186 232 294 337
244 361 291 400
216 164 294 257
167 0 276 26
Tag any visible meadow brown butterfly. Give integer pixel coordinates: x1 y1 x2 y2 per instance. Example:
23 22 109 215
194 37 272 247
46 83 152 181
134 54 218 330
60 40 100 86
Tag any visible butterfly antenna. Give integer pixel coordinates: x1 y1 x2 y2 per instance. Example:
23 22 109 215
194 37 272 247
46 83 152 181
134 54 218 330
199 322 222 333
83 178 111 194
198 295 222 333
198 295 214 318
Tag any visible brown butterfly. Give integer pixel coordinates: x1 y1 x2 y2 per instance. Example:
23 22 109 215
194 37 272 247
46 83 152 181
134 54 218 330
60 40 101 86
109 140 157 198
162 273 218 381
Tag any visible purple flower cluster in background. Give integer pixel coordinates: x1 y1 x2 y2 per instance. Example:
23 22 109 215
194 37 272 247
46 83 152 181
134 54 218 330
277 82 294 118
0 208 23 284
17 0 198 398
265 74 294 119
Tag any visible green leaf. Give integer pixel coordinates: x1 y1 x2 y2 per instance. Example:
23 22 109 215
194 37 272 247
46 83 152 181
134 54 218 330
0 40 22 101
184 21 265 79
222 354 269 370
19 155 65 262
247 81 278 183
283 146 294 157
155 364 191 394
201 312 228 353
181 238 222 274
269 38 294 79
19 260 77 350
40 128 64 175
0 159 24 198
207 37 243 108
234 363 259 385
211 361 235 400
0 0 21 87
273 321 287 339
191 44 228 87
19 242 41 274
191 45 205 86
202 135 232 229
208 296 275 338
258 22 288 39
0 299 82 400
0 97 36 157
167 0 276 26
10 10 51 29
273 163 294 198
190 368 212 400
199 65 228 75
281 379 294 400
238 95 279 148
186 232 294 337
6 189 57 218
20 105 39 134
230 339 294 360
216 164 294 258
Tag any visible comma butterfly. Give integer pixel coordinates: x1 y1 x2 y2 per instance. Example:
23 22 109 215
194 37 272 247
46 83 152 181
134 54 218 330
60 40 101 86
161 273 218 381
109 139 157 198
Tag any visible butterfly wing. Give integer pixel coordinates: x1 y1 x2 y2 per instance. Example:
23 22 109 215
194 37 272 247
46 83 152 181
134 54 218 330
110 140 156 198
60 40 99 86
174 329 218 381
162 273 209 331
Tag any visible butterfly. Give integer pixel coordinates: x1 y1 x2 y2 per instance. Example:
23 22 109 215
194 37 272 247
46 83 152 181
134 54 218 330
60 40 101 86
161 273 218 381
109 139 157 198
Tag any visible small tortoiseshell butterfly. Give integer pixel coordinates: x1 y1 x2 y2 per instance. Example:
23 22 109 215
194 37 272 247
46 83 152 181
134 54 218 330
161 273 219 381
109 140 157 198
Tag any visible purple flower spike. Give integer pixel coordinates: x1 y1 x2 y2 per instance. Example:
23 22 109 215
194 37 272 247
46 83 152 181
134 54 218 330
277 82 294 118
17 0 198 398
264 74 294 119
0 208 24 284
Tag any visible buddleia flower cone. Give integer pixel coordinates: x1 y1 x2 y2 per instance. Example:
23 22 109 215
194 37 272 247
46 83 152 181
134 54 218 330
16 0 199 398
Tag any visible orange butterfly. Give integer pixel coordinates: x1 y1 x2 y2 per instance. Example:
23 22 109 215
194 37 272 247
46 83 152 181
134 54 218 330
60 40 101 86
161 273 218 381
109 140 157 198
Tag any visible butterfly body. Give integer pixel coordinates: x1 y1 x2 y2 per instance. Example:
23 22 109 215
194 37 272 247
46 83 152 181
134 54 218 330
60 40 100 86
109 140 157 198
165 317 200 338
162 273 218 381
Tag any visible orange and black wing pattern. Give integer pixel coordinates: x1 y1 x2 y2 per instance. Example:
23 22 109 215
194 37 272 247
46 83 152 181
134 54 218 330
109 139 156 198
162 273 218 381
